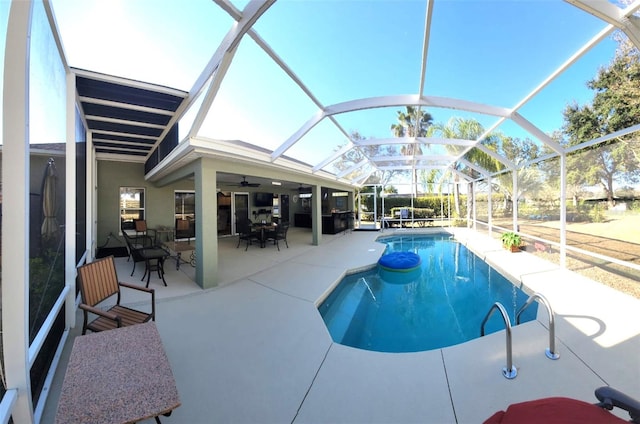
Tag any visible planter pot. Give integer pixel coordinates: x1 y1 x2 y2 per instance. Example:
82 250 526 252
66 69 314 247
503 244 521 252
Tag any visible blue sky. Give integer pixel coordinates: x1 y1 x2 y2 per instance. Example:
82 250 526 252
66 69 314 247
3 0 622 171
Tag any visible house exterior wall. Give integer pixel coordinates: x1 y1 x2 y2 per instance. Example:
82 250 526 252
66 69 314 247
96 160 194 248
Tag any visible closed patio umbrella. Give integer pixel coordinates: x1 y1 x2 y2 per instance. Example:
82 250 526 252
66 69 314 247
41 158 59 242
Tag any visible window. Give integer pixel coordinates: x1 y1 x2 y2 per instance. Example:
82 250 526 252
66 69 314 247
175 191 196 240
120 187 145 232
174 191 195 220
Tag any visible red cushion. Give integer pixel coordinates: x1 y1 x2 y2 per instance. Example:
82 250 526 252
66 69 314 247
483 397 627 424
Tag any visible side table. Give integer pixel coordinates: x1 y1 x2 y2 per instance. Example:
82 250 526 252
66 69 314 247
140 247 169 288
56 322 180 423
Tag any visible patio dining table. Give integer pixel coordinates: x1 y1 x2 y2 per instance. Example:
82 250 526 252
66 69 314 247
252 222 277 248
162 240 195 269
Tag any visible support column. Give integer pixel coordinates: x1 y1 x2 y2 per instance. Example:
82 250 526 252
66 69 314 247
65 71 76 329
488 176 493 238
512 171 518 232
560 154 567 268
311 185 321 246
194 159 218 289
471 182 476 230
381 187 386 232
86 131 95 259
2 1 35 422
447 182 451 227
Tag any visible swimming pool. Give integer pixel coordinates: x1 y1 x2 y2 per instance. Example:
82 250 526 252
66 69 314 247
318 234 537 353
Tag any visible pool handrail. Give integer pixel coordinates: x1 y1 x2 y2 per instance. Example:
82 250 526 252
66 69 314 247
481 302 517 379
516 292 560 360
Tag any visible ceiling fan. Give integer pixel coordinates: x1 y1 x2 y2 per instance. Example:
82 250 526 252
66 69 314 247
234 176 260 187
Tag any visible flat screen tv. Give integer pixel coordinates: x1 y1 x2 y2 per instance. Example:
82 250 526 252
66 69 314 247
254 192 273 207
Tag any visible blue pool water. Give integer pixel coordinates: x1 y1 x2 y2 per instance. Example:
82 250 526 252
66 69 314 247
318 234 537 353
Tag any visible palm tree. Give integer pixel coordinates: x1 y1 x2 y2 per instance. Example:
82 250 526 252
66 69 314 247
427 117 492 216
390 106 433 194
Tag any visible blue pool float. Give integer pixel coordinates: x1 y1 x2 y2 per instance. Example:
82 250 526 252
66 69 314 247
378 251 421 272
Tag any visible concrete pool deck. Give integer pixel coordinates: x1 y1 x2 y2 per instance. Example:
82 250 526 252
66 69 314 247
43 227 640 423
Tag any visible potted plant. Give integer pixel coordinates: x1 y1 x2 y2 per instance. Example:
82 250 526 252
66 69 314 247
501 232 522 252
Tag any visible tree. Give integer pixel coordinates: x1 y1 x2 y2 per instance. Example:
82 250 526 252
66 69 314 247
390 106 432 139
418 169 440 194
390 106 433 194
562 38 640 207
427 117 489 216
490 134 544 214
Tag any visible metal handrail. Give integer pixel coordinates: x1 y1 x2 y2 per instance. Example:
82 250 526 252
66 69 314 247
516 293 560 360
481 302 517 379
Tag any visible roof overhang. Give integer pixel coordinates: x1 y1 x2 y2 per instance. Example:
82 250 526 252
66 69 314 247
73 68 188 161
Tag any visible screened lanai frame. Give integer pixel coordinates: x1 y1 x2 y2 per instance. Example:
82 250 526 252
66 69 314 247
3 0 640 423
44 0 640 189
461 123 640 278
162 0 640 191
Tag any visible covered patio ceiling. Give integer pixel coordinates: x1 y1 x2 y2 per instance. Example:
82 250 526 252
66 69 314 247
74 69 188 158
55 0 640 189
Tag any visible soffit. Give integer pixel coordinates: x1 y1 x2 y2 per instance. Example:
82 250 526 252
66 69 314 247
74 69 188 160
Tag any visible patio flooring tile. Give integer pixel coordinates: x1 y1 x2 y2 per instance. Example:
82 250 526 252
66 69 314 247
444 321 622 423
42 227 640 424
155 279 333 423
295 344 454 424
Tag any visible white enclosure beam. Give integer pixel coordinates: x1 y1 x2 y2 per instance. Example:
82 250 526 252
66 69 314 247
560 153 567 268
510 112 564 154
3 1 35 422
337 159 369 178
272 109 325 160
313 144 353 172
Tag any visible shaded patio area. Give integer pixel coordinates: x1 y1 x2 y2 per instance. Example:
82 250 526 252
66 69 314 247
42 227 640 423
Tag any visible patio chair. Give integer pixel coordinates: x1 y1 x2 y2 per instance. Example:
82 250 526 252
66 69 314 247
122 229 154 276
134 219 157 243
267 222 289 251
483 386 640 424
175 218 193 244
237 218 259 250
77 255 156 334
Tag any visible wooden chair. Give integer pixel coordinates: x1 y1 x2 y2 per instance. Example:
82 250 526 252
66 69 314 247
134 219 156 242
77 255 156 334
175 218 193 244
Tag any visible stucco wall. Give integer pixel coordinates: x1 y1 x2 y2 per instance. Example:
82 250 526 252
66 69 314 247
96 160 194 246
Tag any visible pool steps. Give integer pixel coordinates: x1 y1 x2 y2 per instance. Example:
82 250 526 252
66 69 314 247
481 292 559 379
319 279 368 343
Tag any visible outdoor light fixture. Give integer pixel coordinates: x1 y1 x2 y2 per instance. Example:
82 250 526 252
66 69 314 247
271 181 282 186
